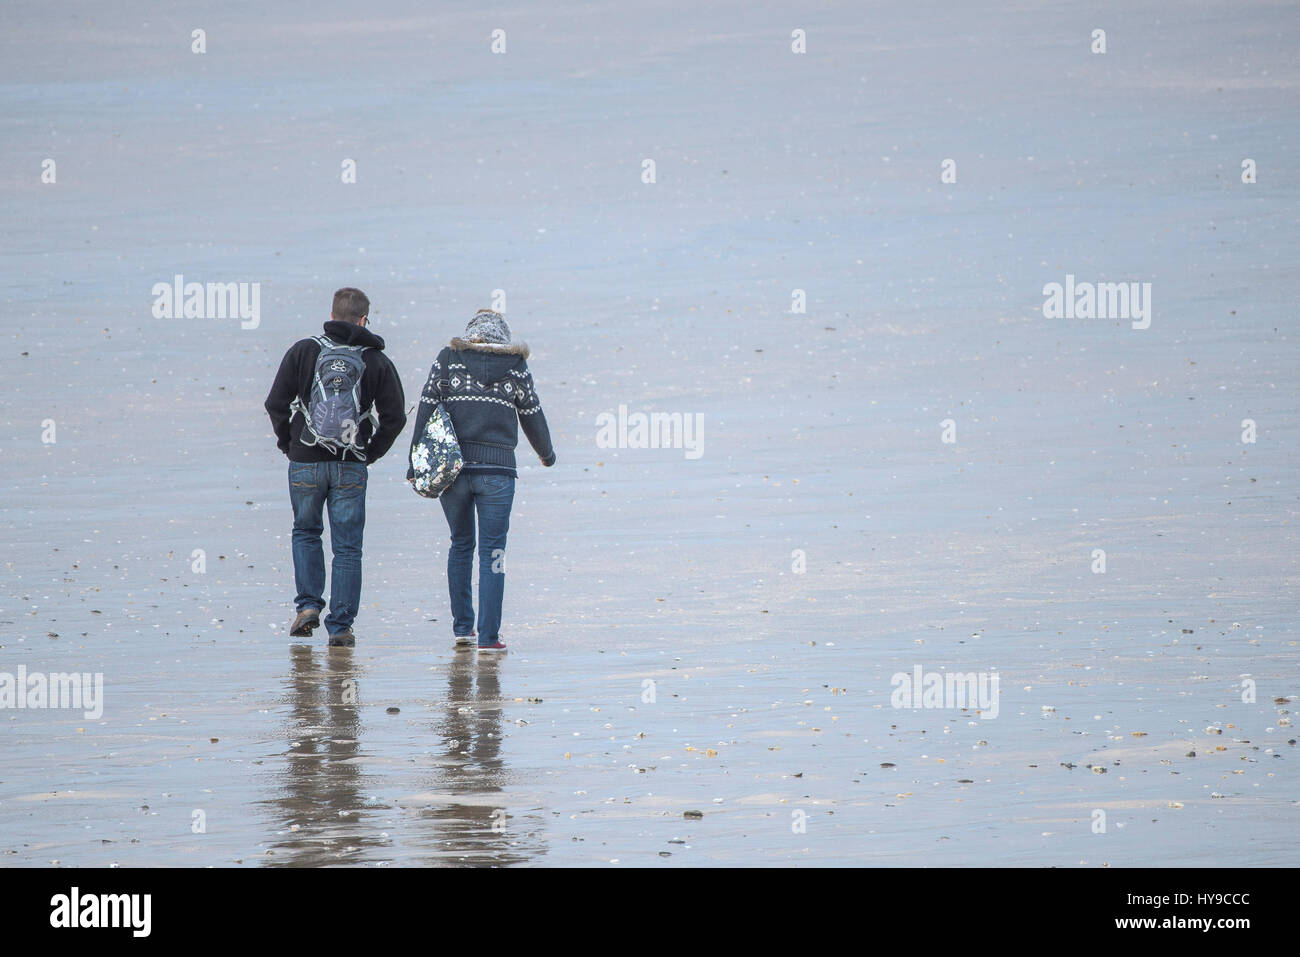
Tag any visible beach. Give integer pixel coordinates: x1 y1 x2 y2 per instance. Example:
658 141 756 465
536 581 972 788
1 0 1297 866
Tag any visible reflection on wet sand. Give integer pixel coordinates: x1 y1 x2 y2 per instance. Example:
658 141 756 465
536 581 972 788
261 646 384 866
261 645 546 866
412 651 547 865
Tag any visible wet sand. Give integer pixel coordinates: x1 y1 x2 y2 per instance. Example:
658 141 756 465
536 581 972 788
2 0 1298 865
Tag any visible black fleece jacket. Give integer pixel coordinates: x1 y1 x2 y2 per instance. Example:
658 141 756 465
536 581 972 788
406 338 555 478
265 320 407 464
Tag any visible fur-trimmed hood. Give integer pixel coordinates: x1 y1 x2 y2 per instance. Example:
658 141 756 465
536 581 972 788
449 336 529 359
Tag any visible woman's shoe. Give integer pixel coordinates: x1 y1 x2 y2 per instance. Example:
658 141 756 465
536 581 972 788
454 631 476 648
477 639 507 653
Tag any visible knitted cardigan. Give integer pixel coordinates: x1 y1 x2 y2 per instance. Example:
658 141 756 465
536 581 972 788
406 337 555 477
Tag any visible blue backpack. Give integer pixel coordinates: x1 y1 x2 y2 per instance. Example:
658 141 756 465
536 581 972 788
292 336 377 459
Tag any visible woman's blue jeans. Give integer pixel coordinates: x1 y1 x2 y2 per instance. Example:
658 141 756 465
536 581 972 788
439 472 515 644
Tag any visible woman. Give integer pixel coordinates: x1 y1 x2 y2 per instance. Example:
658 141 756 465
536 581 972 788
407 310 556 652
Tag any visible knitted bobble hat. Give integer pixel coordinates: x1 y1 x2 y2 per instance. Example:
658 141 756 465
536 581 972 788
464 309 511 345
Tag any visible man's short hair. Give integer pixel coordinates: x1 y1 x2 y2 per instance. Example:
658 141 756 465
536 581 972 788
332 287 370 324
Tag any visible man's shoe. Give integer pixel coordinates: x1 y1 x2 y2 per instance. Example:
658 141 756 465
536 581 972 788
454 631 477 648
328 630 356 648
290 608 321 637
477 639 507 654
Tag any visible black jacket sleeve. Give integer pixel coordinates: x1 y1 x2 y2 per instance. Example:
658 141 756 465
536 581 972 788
405 348 448 479
514 360 556 467
364 353 407 463
265 341 308 455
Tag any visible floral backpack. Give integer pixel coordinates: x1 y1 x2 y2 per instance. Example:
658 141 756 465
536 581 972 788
410 402 463 498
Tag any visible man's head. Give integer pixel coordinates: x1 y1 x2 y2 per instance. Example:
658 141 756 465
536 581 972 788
332 287 370 326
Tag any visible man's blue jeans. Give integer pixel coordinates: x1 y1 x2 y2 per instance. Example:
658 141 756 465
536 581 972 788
439 472 515 645
288 461 367 637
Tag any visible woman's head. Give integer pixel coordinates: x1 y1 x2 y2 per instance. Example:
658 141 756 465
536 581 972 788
464 309 511 345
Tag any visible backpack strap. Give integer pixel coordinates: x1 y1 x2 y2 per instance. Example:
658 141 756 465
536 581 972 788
289 337 334 436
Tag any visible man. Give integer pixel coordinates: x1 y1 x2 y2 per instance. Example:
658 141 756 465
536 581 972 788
265 287 407 647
